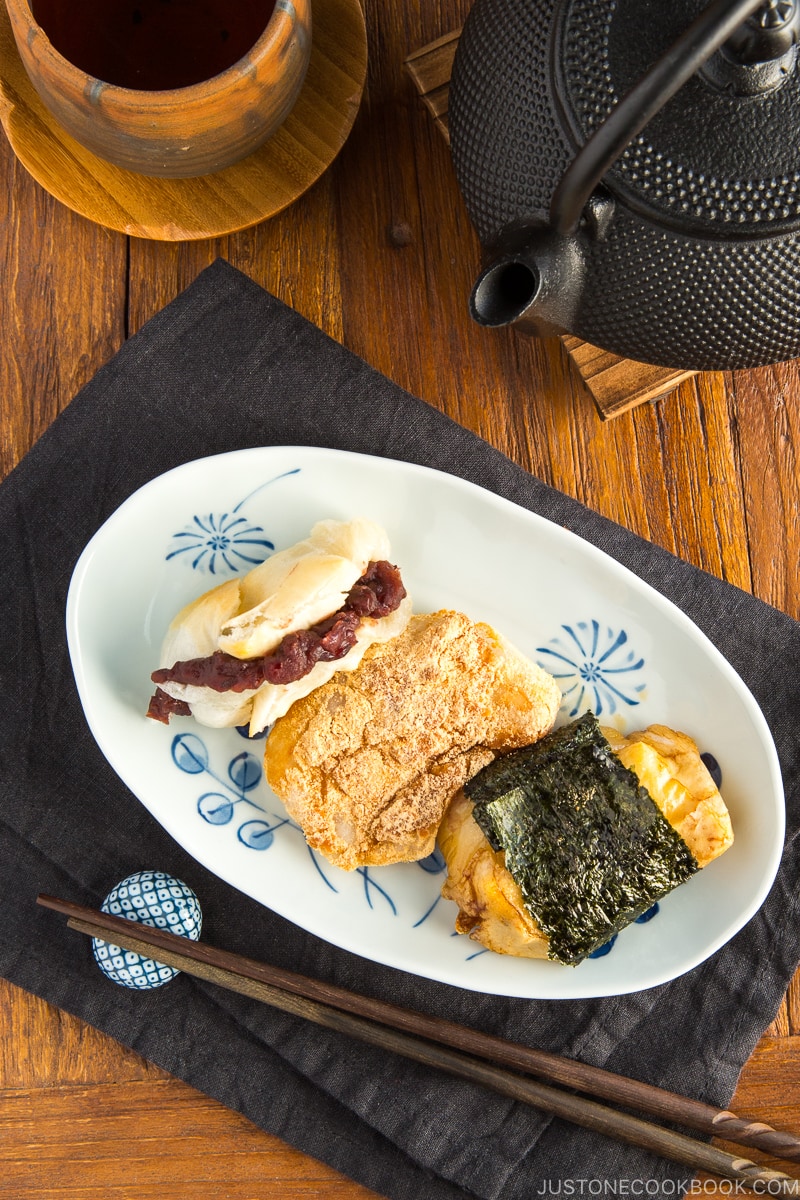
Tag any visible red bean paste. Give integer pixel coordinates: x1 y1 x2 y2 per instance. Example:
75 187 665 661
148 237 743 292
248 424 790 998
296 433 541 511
146 560 405 724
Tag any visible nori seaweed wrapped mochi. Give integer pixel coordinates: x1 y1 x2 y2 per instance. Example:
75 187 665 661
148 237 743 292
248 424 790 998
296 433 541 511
465 712 699 965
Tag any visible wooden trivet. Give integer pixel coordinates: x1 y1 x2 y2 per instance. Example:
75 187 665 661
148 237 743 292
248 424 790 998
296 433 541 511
405 30 697 420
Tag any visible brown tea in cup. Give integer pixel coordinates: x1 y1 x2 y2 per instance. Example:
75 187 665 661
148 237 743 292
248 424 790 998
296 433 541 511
30 0 277 91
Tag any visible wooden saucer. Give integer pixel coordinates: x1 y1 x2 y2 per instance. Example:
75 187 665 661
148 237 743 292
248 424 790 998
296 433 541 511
0 0 367 241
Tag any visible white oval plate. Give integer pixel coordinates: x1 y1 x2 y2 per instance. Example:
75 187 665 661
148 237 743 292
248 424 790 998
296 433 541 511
66 447 784 998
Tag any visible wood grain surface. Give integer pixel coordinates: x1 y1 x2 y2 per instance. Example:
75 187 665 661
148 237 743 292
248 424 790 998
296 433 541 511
1 0 799 1196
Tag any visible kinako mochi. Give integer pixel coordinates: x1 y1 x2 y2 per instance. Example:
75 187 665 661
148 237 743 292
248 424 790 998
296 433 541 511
264 610 562 871
438 712 734 965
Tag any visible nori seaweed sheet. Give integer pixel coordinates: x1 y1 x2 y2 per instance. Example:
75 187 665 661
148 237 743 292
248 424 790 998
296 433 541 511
465 712 699 965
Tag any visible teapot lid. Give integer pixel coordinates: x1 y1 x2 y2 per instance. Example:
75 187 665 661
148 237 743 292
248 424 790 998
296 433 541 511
450 0 800 245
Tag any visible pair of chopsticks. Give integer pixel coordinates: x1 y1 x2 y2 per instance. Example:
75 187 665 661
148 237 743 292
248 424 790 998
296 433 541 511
38 893 800 1193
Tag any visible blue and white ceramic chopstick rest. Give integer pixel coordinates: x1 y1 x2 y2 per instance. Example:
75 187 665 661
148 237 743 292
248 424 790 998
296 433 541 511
92 870 202 989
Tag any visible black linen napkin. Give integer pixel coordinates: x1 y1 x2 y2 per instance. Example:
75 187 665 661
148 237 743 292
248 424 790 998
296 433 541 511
1 258 799 1200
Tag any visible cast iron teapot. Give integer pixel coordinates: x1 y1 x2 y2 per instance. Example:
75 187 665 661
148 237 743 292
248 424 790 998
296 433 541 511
448 0 800 370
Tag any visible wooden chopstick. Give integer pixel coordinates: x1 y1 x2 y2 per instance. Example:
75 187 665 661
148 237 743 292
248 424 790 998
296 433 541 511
36 892 800 1163
37 894 800 1193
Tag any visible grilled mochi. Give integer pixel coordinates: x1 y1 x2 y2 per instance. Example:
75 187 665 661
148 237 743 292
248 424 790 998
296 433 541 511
438 712 733 965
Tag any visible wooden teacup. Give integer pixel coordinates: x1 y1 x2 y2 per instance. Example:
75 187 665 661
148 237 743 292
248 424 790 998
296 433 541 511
4 0 312 177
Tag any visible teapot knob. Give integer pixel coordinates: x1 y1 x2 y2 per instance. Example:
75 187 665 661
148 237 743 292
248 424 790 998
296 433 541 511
701 0 800 93
730 0 799 59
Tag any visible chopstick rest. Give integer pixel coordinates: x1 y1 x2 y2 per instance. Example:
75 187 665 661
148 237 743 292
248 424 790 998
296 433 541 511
90 871 202 989
37 893 800 1194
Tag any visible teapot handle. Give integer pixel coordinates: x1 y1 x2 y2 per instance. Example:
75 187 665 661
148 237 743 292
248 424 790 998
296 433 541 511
550 0 772 235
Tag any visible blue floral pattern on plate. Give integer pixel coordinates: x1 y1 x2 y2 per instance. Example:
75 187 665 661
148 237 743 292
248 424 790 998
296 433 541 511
165 469 300 574
169 730 448 925
588 904 660 959
536 619 646 717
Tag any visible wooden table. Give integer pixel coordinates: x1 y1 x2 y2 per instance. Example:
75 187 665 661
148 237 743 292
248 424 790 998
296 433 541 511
1 1 799 1196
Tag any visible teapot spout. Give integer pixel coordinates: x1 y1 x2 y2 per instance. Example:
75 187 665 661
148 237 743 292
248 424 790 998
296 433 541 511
469 225 585 338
